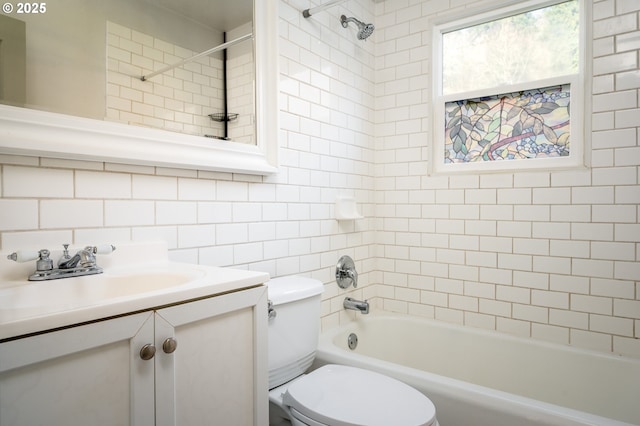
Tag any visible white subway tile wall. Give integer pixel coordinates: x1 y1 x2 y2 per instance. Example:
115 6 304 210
0 0 638 357
106 21 254 142
106 21 224 137
372 0 639 357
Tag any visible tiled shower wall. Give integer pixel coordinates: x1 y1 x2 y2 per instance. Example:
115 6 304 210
0 0 638 357
373 0 640 357
106 20 225 137
106 21 255 141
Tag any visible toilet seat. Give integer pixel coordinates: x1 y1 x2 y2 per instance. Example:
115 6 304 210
283 364 437 426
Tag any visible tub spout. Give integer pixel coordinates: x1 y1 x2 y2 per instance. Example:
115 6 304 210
344 297 369 314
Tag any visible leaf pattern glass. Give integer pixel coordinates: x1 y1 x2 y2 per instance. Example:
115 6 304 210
444 85 570 163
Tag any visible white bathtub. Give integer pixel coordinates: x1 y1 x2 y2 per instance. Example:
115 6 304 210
314 313 640 426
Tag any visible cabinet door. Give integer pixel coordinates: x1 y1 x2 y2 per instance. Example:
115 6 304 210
154 286 268 426
0 312 155 426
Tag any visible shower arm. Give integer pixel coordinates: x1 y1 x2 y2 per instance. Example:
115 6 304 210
302 0 348 18
141 33 253 82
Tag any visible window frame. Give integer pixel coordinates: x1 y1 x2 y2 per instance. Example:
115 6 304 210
430 0 588 175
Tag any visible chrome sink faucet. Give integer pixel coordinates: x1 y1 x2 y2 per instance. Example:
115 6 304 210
7 244 115 281
58 244 97 269
344 297 369 314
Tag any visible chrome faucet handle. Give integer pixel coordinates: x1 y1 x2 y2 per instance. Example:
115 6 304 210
79 246 97 268
336 255 358 289
346 268 358 286
7 249 53 272
77 245 116 267
58 244 72 267
82 244 116 266
36 249 54 272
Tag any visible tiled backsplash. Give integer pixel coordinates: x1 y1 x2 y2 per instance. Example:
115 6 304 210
0 0 638 357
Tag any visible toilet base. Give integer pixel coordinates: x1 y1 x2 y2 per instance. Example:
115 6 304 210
269 403 292 426
269 378 317 426
269 380 295 426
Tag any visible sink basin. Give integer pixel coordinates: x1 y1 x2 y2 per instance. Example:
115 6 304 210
102 268 205 297
0 241 270 341
0 265 205 315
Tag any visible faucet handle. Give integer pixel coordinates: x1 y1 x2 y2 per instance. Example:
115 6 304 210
93 244 116 254
36 250 54 272
346 268 358 288
58 244 72 267
7 249 53 272
336 255 358 289
7 249 43 263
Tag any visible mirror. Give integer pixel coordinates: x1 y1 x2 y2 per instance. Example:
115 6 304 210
0 0 278 174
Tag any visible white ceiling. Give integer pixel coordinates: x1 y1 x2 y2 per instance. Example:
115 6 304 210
147 0 253 32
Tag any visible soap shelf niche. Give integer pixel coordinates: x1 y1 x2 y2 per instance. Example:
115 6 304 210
335 196 363 220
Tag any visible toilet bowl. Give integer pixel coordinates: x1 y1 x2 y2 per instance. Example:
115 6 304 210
270 364 438 426
267 276 439 426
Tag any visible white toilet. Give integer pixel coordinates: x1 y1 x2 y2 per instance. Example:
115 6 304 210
267 276 439 426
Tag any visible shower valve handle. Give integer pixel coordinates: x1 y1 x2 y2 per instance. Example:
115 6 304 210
336 255 358 289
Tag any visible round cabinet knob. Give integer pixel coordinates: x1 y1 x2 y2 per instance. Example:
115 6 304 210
139 344 156 360
162 337 178 354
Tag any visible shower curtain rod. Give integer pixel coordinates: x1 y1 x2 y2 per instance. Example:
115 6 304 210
141 33 253 82
302 0 348 18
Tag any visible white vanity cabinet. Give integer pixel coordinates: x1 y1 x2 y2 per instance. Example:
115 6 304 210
0 285 268 426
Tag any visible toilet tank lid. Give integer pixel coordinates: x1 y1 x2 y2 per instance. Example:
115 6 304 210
267 276 324 305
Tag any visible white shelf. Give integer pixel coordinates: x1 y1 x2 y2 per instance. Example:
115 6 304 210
335 196 363 220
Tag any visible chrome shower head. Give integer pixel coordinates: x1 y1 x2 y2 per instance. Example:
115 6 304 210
340 15 374 41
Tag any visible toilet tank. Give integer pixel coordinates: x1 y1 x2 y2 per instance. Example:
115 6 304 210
267 276 324 389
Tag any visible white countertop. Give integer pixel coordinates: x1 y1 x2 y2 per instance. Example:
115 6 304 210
0 242 270 340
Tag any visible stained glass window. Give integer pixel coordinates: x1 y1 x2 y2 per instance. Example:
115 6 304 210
432 0 584 173
444 85 571 163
